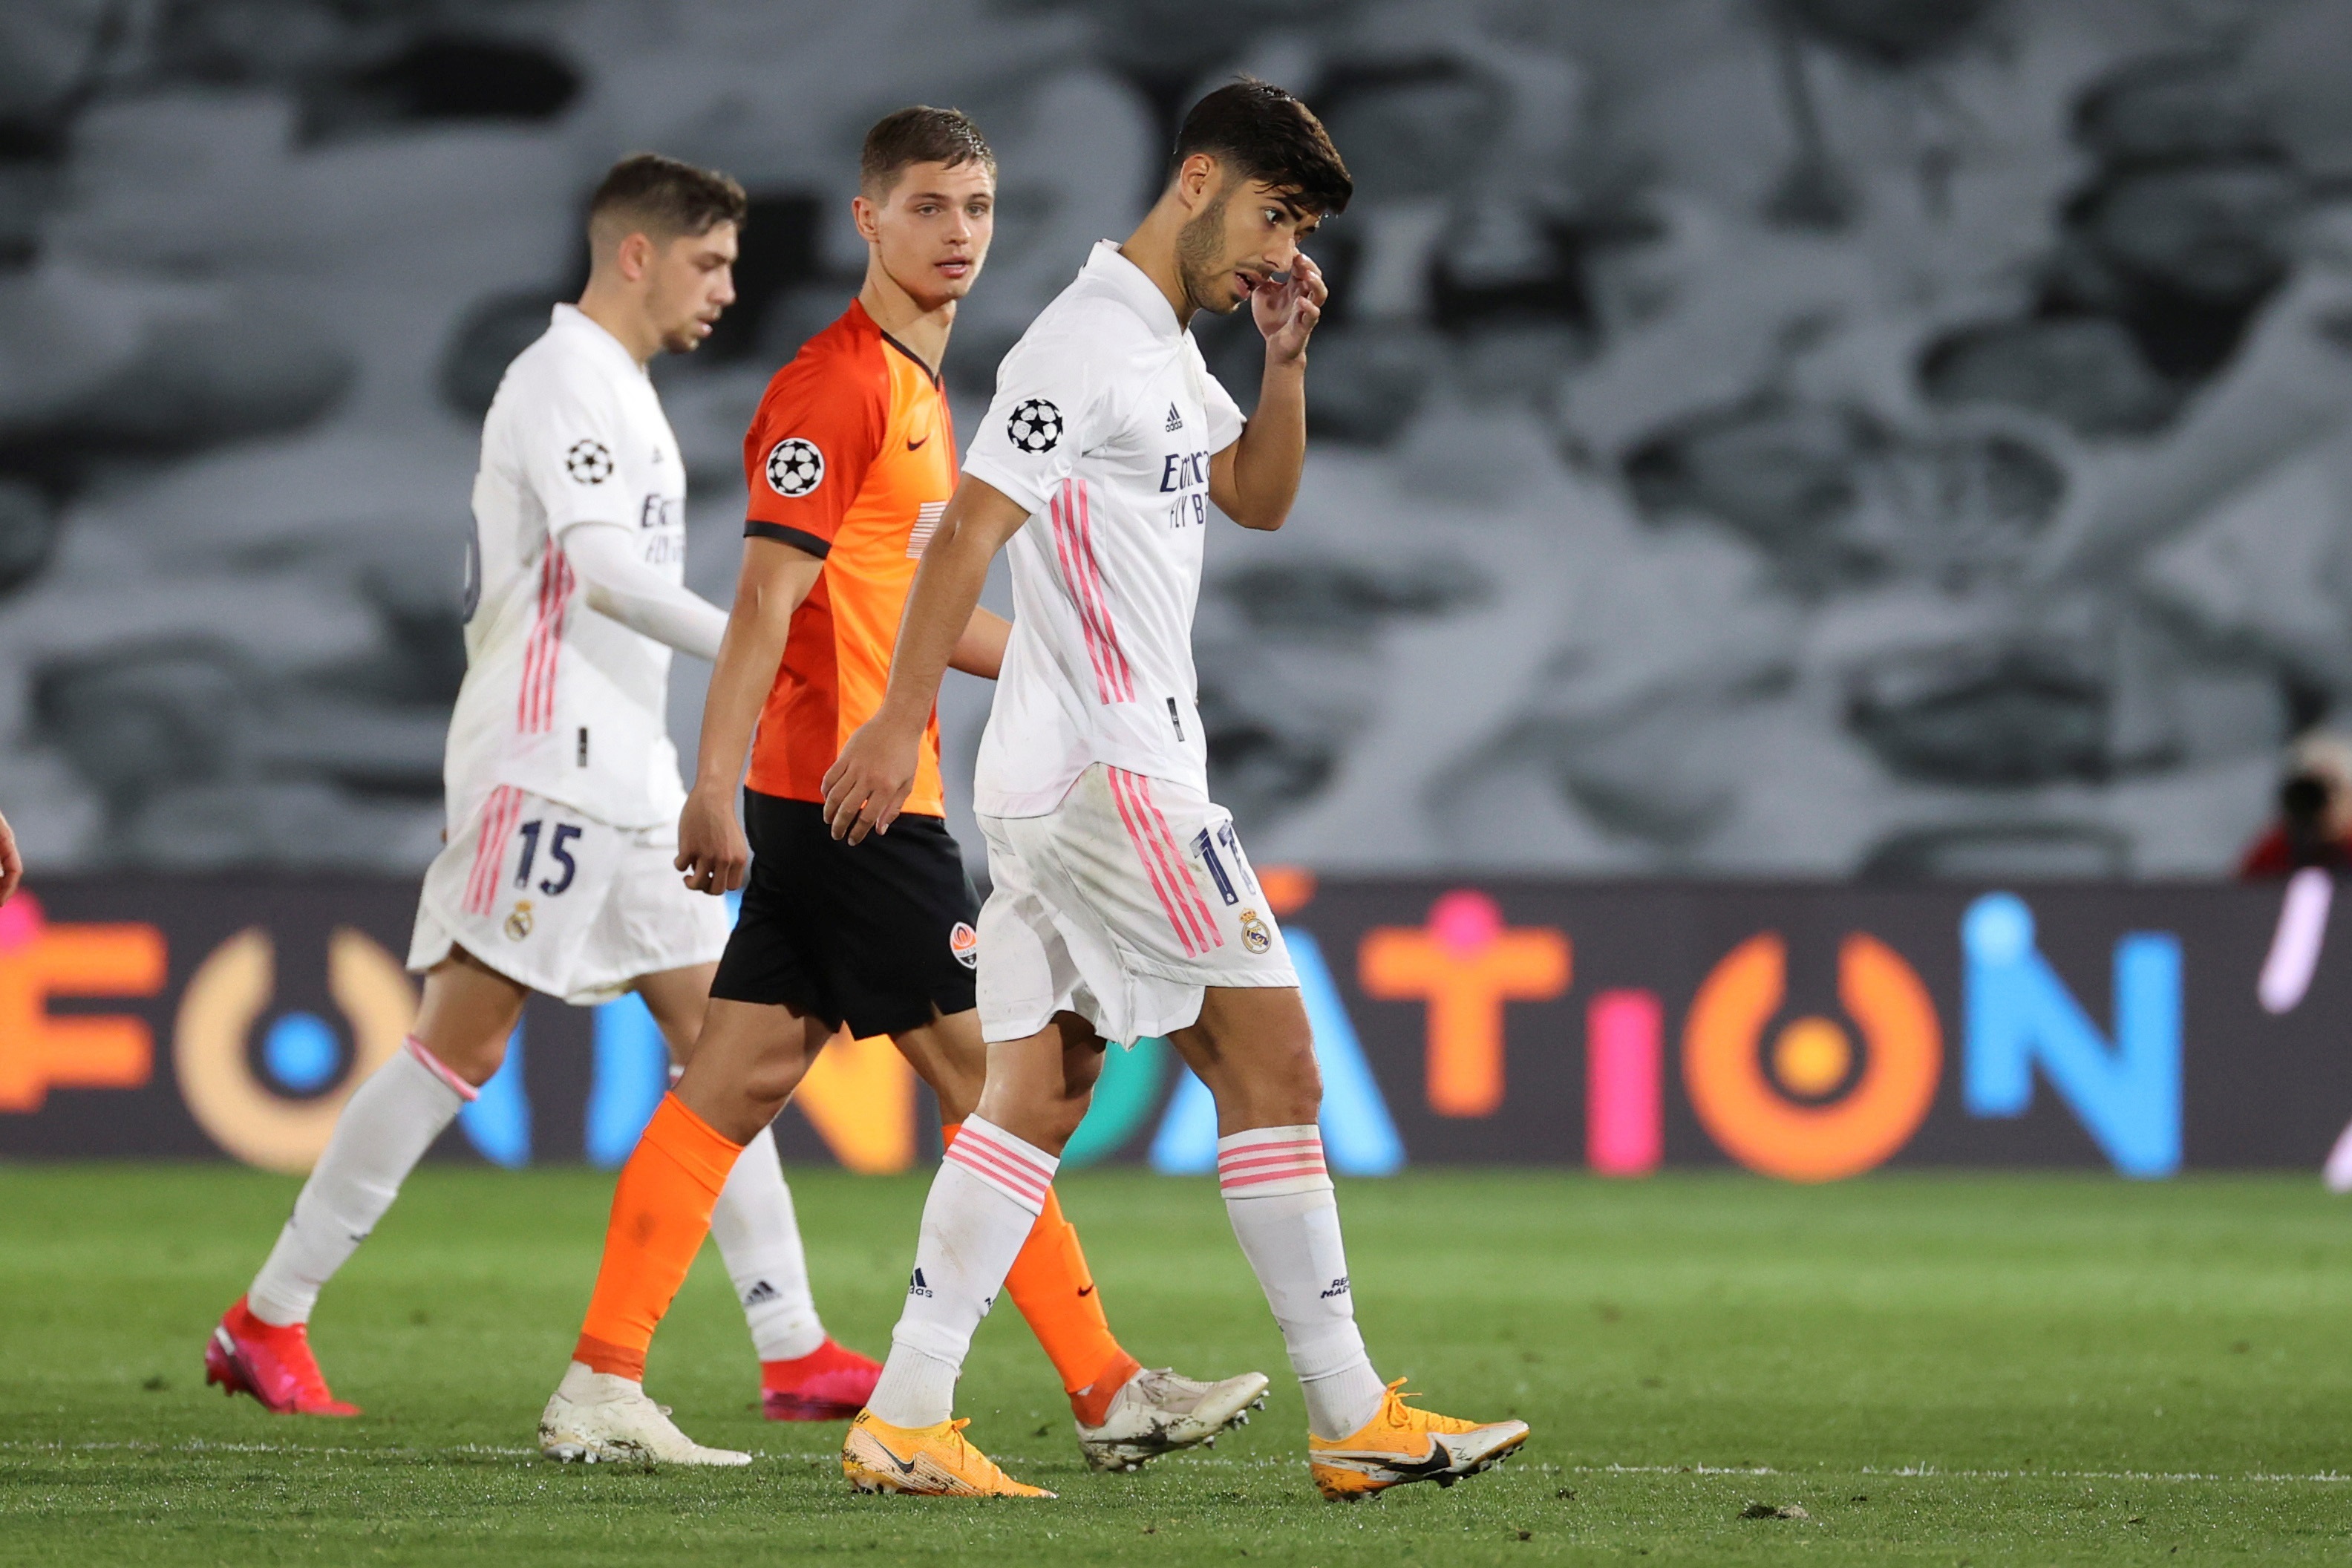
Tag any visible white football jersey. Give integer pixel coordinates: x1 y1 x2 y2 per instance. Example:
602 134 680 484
963 241 1247 818
444 304 690 832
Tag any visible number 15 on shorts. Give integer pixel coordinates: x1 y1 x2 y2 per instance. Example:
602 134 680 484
515 820 582 895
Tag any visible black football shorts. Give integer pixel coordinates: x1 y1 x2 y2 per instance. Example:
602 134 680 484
709 791 981 1036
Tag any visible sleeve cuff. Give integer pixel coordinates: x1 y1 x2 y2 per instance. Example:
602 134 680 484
959 457 1049 517
549 512 635 540
745 520 832 558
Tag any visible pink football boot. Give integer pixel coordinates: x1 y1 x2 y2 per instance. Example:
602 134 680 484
203 1296 360 1417
761 1337 883 1421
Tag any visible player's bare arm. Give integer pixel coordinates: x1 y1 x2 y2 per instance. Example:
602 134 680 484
676 538 824 892
822 478 1030 841
949 605 1010 679
0 806 22 906
1123 155 1328 531
1212 246 1325 531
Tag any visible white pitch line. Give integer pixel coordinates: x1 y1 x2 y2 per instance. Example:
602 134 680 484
5 1441 2347 1485
1572 1463 2352 1485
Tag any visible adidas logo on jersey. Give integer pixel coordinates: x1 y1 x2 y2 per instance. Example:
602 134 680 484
909 1268 935 1298
1165 402 1183 432
742 1280 778 1306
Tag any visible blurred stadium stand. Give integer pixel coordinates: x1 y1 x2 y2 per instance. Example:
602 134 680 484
6 0 2352 882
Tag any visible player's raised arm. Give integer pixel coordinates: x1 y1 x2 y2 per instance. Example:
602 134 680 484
1212 247 1326 531
822 476 1029 841
1108 143 1336 534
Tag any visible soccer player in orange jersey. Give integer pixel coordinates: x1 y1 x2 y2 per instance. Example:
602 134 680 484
536 108 1267 1469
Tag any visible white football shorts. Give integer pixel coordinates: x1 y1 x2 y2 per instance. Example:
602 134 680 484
408 785 729 1005
975 763 1297 1045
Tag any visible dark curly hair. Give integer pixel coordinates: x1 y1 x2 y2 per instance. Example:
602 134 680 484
1173 78 1352 215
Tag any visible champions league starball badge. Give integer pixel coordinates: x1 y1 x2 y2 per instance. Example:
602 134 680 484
565 439 614 484
765 437 824 497
1006 398 1062 454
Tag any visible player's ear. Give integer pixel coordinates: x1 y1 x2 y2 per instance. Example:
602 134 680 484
1175 152 1218 212
852 193 882 245
613 230 655 284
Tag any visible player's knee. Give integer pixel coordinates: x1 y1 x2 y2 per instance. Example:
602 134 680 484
1272 1039 1322 1124
739 1049 810 1118
1235 1022 1320 1125
1039 1088 1094 1149
420 1031 507 1089
1063 1038 1108 1100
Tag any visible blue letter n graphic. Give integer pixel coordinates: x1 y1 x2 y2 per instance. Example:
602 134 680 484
1961 892 2181 1178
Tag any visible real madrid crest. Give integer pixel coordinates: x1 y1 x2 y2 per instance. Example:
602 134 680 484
506 901 535 941
1240 908 1272 955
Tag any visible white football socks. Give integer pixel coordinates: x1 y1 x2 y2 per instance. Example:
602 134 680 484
251 1037 831 1368
865 1116 1056 1428
1218 1126 1386 1440
246 1039 472 1327
709 1124 828 1362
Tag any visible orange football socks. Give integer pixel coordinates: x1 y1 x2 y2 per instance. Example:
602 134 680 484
943 1120 1138 1423
574 1094 742 1382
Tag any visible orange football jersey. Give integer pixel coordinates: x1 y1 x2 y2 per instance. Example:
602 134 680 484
742 301 957 817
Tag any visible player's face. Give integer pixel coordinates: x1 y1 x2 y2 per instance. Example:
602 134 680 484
1177 174 1322 316
647 222 739 354
866 160 996 310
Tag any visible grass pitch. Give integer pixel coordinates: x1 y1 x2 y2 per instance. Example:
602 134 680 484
1 1165 2348 1564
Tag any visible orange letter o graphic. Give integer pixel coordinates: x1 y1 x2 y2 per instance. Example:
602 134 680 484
174 927 416 1174
1682 932 1941 1182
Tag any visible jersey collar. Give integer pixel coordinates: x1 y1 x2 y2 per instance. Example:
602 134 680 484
550 303 650 379
850 298 943 388
1083 240 1182 341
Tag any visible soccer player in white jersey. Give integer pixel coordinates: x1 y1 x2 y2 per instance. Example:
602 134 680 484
204 155 878 1434
814 79 1530 1500
538 110 1267 1474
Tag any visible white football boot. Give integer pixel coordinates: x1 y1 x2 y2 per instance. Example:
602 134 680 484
1076 1366 1272 1471
538 1362 751 1466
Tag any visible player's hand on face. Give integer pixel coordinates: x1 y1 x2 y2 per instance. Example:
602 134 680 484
0 808 20 907
821 721 919 845
675 788 749 895
1255 251 1326 365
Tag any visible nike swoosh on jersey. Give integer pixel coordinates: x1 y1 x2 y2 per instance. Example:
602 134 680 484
906 434 930 451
